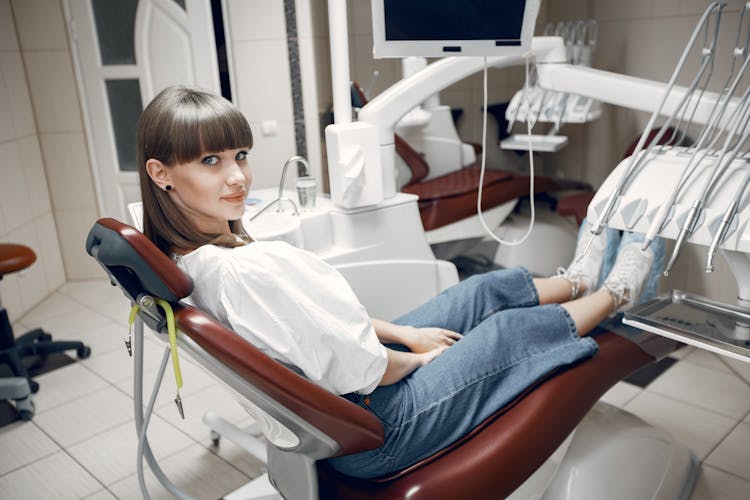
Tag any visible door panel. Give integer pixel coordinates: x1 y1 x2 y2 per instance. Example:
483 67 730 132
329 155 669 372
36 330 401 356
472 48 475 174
67 0 221 219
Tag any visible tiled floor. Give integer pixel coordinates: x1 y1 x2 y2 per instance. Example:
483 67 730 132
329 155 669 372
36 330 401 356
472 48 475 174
1 280 749 499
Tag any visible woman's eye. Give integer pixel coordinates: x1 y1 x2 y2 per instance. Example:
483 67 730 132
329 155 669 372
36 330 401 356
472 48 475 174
201 155 219 166
236 151 248 161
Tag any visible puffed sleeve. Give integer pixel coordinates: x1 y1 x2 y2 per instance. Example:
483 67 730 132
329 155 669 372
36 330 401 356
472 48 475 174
213 242 388 395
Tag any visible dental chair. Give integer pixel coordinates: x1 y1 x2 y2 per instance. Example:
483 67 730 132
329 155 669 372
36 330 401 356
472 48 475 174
86 217 699 500
0 244 90 420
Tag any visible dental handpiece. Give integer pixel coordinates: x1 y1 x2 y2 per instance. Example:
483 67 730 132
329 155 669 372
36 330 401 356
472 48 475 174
706 200 739 272
663 100 750 275
706 162 750 272
664 200 703 276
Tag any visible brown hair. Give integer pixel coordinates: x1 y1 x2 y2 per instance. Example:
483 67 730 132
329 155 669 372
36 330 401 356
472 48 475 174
137 86 254 255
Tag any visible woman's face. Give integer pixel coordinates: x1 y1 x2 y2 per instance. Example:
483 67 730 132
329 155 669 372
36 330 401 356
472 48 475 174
167 147 252 234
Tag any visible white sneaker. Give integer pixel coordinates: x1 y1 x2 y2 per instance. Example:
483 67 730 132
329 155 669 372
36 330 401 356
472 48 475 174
555 224 608 299
602 242 655 311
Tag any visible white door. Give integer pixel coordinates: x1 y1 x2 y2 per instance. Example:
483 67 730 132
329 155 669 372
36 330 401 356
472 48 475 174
66 0 221 220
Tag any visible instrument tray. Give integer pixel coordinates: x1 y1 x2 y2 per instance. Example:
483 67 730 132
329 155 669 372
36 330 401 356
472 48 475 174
624 290 750 364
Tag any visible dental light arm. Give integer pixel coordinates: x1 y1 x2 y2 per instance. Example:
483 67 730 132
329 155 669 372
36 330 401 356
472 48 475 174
358 35 744 201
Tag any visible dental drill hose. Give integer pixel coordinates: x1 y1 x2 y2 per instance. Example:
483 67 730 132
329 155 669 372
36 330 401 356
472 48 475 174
664 93 750 275
706 165 750 272
706 199 739 272
582 2 723 258
133 317 194 500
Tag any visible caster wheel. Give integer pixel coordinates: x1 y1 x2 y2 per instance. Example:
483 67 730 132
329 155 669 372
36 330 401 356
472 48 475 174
210 430 221 447
16 397 35 421
29 380 39 393
77 346 91 359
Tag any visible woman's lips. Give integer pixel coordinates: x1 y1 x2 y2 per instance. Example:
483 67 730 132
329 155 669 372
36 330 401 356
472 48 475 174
222 193 245 203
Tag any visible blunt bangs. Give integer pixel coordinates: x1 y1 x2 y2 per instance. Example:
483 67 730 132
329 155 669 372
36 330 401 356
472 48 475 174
165 91 253 165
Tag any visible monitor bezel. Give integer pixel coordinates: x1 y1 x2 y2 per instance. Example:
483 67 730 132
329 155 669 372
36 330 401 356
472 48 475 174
371 0 541 58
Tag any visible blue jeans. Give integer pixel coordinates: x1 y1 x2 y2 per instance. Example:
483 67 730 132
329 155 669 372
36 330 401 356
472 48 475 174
582 219 666 304
327 267 598 478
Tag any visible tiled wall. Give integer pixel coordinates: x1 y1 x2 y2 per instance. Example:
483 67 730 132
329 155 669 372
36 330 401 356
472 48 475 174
0 0 65 322
12 0 101 283
225 0 302 192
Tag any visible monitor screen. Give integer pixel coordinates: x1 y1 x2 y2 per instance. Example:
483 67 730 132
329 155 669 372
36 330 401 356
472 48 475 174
372 0 540 58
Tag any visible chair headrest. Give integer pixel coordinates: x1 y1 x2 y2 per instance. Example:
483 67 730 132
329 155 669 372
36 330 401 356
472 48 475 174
85 218 193 303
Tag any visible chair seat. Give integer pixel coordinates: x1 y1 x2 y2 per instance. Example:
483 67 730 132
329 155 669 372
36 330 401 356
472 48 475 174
317 331 678 499
557 191 596 226
0 244 36 276
402 167 591 231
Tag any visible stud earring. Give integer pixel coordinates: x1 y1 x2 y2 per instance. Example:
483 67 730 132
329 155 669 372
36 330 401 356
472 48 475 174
165 185 172 191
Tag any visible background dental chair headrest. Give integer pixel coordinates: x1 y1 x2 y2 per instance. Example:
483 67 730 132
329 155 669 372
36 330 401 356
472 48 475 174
85 218 193 303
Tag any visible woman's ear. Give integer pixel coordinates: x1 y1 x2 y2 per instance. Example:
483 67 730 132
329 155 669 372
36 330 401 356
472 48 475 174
145 159 172 191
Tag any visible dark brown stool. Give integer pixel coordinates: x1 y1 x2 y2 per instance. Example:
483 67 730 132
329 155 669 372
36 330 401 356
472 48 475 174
0 244 91 394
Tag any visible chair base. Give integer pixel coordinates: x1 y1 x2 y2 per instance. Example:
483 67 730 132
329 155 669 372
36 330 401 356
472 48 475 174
509 402 699 500
0 377 34 420
0 307 91 393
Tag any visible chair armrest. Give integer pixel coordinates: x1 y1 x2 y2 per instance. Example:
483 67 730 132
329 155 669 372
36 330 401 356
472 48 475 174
173 305 385 456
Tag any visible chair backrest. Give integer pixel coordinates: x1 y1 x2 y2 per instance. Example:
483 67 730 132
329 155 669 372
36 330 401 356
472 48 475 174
84 218 384 493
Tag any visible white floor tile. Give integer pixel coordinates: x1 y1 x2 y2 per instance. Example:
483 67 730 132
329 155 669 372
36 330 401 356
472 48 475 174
624 391 737 460
108 442 250 500
207 417 266 479
0 421 59 476
669 344 695 360
58 279 126 309
721 357 750 386
646 360 750 419
155 384 250 443
33 386 133 447
95 297 133 325
20 292 85 324
115 354 224 408
32 363 108 413
690 465 750 500
67 415 194 486
704 422 750 481
681 348 732 373
29 305 113 341
0 450 102 500
82 489 118 500
83 339 165 385
598 381 641 408
74 320 128 358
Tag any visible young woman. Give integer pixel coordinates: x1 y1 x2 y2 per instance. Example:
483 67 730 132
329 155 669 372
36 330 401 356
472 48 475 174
137 86 661 479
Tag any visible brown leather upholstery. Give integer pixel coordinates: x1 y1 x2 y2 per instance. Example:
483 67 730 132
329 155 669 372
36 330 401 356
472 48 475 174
404 168 590 231
396 134 429 186
318 332 676 499
0 244 36 276
90 218 383 455
97 218 193 299
173 305 384 455
557 192 596 225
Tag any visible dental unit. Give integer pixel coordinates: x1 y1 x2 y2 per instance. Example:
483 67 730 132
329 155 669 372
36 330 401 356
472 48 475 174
84 1 750 499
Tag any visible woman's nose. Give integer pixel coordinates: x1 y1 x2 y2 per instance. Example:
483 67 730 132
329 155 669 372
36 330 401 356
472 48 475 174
227 163 247 186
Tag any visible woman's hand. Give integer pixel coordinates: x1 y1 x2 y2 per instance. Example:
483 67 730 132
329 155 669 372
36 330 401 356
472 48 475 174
379 345 449 386
405 327 463 354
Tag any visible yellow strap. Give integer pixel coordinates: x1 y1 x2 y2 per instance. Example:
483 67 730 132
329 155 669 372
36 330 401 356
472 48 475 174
128 304 140 331
154 298 183 391
127 301 183 391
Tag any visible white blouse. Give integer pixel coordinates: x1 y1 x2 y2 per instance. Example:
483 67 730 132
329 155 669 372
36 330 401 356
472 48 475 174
176 241 388 395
